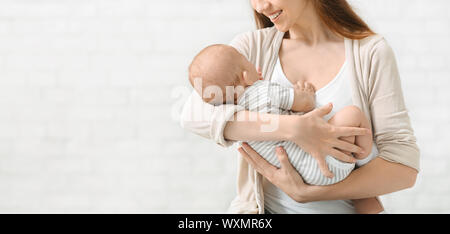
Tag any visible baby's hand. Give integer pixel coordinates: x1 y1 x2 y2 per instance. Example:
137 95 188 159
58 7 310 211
292 81 316 112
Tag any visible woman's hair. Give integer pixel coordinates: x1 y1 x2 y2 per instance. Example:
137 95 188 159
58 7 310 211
253 0 374 40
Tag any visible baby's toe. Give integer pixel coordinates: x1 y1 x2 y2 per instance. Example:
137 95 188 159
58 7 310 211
296 81 305 89
305 82 315 92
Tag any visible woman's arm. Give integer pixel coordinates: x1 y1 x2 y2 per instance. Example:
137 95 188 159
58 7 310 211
223 110 294 142
179 89 294 146
181 88 369 174
228 103 371 177
180 89 245 147
304 157 417 202
238 143 417 203
366 38 420 171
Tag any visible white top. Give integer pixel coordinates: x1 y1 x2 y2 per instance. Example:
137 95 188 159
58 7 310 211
263 56 379 214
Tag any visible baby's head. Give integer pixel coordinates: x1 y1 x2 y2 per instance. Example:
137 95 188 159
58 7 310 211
188 44 260 105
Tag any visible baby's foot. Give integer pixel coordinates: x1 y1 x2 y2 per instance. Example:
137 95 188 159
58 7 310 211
292 81 316 112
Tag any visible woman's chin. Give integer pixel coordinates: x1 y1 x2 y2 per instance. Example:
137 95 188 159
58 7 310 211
274 24 289 33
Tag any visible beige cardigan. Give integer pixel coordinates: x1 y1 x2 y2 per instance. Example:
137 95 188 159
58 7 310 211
180 26 420 214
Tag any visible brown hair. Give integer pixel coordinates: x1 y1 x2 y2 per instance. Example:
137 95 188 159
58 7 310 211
253 0 374 40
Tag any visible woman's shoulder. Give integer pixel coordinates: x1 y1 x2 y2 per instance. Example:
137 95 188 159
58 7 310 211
229 27 282 59
355 34 396 62
231 26 280 42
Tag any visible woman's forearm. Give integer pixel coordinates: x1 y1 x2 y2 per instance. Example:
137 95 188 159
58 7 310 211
223 110 297 142
302 157 418 202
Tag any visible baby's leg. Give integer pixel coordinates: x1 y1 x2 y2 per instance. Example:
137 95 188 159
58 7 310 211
328 106 383 214
327 105 372 160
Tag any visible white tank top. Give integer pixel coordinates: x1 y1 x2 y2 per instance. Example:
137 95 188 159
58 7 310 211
263 56 357 214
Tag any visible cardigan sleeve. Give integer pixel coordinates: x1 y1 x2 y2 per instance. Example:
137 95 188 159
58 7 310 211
367 39 420 172
179 32 250 147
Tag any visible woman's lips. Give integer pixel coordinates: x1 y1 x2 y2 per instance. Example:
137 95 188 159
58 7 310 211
268 10 282 22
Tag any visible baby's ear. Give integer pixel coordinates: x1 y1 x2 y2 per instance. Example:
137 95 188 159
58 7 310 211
242 70 250 84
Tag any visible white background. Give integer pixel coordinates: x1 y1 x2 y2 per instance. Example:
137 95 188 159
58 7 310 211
0 0 449 213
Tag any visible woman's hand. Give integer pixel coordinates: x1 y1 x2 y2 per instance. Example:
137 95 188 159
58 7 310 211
238 143 310 203
284 103 371 178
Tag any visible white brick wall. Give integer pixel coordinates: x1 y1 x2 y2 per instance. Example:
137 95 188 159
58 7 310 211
0 0 448 213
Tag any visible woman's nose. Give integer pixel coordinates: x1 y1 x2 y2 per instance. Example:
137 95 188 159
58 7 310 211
252 0 270 13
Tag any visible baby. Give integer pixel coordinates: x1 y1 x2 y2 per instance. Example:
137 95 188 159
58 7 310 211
188 44 384 214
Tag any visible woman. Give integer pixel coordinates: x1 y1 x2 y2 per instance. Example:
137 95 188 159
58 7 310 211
180 0 419 214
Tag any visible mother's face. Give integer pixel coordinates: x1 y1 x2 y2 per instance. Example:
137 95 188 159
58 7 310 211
250 0 309 32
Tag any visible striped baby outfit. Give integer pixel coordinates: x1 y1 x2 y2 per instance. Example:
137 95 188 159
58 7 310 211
237 80 355 186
